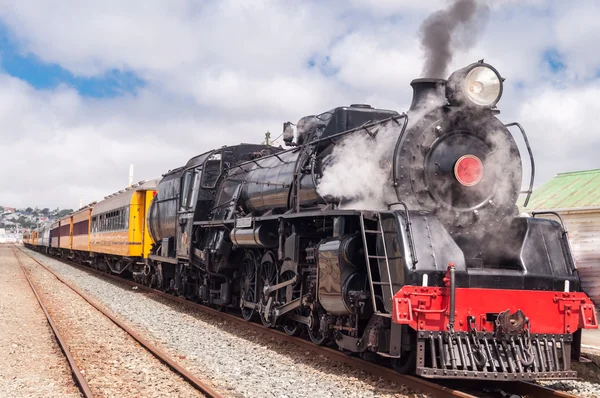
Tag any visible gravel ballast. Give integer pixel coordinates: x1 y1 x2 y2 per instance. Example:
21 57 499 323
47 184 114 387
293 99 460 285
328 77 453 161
17 248 204 398
24 247 428 398
0 246 81 398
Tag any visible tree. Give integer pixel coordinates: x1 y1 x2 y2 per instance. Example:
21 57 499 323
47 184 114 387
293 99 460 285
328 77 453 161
57 209 74 218
41 208 50 216
25 207 33 213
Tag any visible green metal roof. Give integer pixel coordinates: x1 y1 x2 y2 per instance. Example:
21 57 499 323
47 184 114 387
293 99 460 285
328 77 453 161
522 169 600 211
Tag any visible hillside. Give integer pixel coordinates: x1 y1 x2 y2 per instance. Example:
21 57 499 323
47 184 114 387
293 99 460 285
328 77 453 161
0 206 73 232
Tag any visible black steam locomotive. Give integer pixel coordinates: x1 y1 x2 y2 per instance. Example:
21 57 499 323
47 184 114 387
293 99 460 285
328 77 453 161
143 61 597 379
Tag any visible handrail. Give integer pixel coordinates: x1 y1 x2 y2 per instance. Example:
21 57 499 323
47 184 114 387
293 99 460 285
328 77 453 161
532 211 578 273
387 201 418 267
391 113 410 190
505 122 535 207
228 115 406 174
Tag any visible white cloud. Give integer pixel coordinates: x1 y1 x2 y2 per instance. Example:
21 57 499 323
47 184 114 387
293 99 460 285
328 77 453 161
0 0 598 210
518 82 600 180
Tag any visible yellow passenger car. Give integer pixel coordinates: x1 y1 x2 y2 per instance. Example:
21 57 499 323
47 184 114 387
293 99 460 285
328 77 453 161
89 180 157 273
58 215 72 250
70 204 95 259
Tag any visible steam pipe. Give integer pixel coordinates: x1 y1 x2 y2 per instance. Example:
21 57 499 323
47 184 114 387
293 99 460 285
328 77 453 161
448 262 456 331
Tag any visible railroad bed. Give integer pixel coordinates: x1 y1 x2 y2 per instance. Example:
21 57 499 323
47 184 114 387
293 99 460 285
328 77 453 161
0 246 80 397
3 246 213 398
11 245 600 398
16 246 430 398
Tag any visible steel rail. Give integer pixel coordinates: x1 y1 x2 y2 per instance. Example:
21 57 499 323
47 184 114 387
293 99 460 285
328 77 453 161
510 382 582 398
20 246 582 398
14 246 222 398
444 379 581 398
11 247 95 398
18 247 474 398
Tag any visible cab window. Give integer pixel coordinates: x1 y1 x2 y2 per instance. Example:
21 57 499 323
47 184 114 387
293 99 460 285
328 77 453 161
201 152 222 189
181 170 197 209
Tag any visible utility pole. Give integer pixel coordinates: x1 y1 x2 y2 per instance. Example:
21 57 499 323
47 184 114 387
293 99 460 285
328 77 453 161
265 131 271 146
129 164 134 187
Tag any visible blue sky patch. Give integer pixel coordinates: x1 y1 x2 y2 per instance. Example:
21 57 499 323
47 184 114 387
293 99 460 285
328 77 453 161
307 54 339 77
0 24 144 97
543 48 566 73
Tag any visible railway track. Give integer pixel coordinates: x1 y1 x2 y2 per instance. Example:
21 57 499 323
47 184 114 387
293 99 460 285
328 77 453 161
17 245 582 398
12 247 94 398
12 246 221 398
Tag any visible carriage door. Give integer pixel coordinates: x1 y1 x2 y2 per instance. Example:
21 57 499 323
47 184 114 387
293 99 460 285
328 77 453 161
176 168 199 259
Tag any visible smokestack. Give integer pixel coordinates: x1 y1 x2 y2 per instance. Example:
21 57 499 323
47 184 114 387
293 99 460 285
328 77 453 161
419 0 489 78
79 196 83 209
409 78 446 112
128 164 134 187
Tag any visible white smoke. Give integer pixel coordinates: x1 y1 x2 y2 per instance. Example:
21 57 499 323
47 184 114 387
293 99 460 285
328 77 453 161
317 124 398 210
317 95 444 210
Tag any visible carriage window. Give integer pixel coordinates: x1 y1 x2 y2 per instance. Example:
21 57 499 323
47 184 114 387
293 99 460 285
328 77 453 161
201 152 222 189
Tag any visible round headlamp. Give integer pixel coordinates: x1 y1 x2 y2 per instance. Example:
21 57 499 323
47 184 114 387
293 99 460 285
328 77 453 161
446 62 503 108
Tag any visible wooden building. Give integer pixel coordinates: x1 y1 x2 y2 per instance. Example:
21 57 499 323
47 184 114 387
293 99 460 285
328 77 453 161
523 169 600 304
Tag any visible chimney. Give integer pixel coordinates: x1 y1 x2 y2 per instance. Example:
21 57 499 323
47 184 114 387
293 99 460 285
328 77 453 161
409 78 447 112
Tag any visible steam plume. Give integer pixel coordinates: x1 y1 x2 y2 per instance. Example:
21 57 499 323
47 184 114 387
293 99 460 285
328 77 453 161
419 0 489 78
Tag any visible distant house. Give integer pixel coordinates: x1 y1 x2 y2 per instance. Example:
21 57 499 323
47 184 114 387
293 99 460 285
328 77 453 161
523 169 600 304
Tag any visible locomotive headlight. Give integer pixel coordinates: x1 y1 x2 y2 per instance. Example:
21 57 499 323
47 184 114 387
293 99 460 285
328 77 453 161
446 61 503 108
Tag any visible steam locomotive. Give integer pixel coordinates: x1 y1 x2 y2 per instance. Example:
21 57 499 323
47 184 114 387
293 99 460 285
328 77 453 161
26 61 597 380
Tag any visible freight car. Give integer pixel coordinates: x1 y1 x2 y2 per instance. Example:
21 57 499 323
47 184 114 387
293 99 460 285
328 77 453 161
26 61 598 381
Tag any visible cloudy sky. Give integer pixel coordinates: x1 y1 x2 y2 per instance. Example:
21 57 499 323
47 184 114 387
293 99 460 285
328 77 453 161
0 0 598 209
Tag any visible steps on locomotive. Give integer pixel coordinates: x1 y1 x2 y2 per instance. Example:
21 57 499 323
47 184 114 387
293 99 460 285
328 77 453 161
359 212 396 318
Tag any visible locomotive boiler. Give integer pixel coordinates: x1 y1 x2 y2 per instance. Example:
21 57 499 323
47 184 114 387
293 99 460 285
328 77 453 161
142 61 597 380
